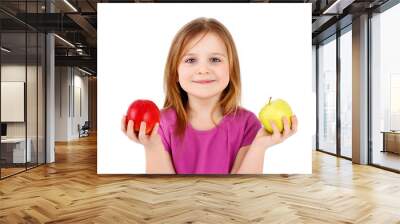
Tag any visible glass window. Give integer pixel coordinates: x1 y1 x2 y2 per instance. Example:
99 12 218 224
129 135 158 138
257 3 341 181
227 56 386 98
1 31 28 178
318 36 337 155
0 1 46 179
27 31 38 170
38 31 45 165
340 28 352 158
371 3 400 171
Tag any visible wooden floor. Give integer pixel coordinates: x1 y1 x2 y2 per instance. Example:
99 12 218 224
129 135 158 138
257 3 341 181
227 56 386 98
1 162 45 178
0 167 26 178
1 134 400 223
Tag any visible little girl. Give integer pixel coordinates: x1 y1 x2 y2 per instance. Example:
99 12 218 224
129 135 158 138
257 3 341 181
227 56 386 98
121 17 297 174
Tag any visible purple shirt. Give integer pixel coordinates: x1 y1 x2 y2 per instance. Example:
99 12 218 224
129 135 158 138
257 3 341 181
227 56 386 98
157 107 262 174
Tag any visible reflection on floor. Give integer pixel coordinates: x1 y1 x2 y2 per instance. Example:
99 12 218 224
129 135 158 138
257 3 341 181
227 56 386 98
373 150 400 171
317 148 400 171
0 162 42 178
0 167 25 177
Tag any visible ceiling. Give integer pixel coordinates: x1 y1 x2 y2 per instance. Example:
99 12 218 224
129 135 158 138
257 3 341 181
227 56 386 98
0 0 393 75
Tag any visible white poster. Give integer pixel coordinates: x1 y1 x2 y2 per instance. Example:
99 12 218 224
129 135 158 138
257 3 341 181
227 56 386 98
98 3 313 174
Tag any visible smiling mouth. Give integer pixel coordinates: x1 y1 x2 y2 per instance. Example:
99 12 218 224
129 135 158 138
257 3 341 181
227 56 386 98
193 80 216 84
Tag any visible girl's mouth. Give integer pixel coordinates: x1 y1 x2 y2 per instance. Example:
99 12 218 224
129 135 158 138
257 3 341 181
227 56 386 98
193 80 215 84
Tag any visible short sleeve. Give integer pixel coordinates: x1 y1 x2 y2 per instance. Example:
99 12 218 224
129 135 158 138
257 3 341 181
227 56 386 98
157 116 171 153
240 112 262 148
157 121 172 153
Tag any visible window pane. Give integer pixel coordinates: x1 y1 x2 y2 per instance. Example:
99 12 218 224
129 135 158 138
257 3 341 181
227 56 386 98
340 29 352 158
27 31 38 169
371 3 400 171
1 31 27 177
318 37 337 154
38 32 45 165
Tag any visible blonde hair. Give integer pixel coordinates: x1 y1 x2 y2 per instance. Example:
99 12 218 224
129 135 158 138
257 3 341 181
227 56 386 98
163 17 241 137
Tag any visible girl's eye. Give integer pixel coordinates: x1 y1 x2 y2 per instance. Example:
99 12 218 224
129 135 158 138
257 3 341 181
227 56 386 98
210 57 221 63
184 58 196 63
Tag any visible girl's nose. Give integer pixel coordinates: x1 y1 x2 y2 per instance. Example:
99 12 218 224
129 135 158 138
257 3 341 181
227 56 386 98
197 70 210 75
196 64 210 75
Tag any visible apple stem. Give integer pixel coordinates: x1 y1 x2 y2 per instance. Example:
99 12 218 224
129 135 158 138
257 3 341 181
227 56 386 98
268 97 272 104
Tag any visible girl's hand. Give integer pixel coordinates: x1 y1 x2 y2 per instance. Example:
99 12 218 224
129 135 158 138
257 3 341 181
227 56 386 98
251 115 298 151
121 115 162 149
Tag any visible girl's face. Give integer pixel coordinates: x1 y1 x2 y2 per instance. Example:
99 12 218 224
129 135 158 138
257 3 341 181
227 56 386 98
177 32 230 100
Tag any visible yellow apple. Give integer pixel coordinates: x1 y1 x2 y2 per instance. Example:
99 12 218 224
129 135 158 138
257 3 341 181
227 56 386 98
258 98 293 134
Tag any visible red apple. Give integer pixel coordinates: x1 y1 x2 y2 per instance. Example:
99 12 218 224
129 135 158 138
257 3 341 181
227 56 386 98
125 99 160 135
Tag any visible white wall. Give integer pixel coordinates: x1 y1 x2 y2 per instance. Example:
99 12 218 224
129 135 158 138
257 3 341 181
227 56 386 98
55 67 89 141
55 66 69 141
71 71 89 138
